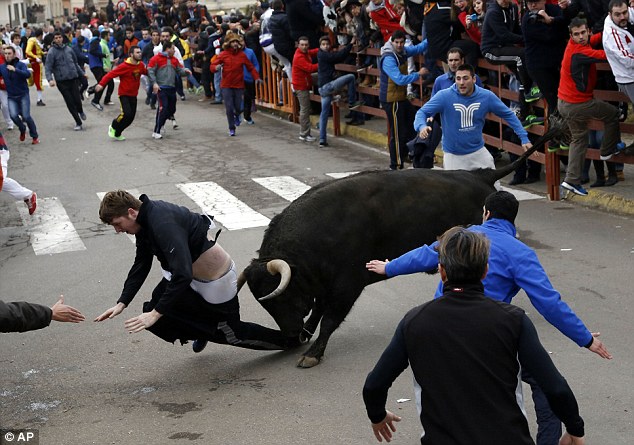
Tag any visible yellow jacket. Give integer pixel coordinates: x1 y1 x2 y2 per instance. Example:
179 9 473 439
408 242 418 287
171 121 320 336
25 37 43 61
179 38 191 60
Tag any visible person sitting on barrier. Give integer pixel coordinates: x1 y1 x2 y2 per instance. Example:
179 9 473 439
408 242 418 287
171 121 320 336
316 35 364 148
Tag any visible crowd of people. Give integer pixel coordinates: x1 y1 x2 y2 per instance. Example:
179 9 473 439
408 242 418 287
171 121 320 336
0 0 631 443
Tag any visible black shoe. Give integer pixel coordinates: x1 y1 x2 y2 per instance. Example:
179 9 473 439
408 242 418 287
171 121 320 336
150 103 156 110
192 340 208 353
590 179 606 187
346 119 364 126
145 96 151 105
605 176 618 186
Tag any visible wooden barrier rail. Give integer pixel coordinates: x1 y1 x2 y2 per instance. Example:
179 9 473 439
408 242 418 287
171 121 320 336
250 45 632 201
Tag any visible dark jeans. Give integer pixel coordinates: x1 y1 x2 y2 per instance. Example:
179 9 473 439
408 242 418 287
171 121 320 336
243 81 255 121
522 370 562 445
154 87 177 133
484 46 532 117
145 279 297 350
201 58 213 98
221 87 244 130
529 67 560 115
8 94 38 138
91 66 114 104
112 95 137 136
57 78 84 125
382 100 416 170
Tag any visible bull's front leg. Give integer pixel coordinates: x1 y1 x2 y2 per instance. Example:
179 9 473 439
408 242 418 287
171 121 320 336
296 304 350 368
300 299 324 344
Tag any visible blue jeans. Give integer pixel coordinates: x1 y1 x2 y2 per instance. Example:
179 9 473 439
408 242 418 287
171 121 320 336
522 369 562 445
318 74 357 143
8 94 38 138
183 59 200 88
214 67 222 101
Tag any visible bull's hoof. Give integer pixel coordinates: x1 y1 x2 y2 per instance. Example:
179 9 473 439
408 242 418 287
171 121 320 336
296 355 320 368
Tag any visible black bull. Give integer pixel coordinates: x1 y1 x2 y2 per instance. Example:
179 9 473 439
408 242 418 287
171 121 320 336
242 128 559 368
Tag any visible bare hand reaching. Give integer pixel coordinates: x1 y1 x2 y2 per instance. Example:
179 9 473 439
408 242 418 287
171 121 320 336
94 302 126 322
51 295 85 323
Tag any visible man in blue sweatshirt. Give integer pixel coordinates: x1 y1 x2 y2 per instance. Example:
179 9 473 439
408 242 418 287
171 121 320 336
366 190 612 445
414 64 530 188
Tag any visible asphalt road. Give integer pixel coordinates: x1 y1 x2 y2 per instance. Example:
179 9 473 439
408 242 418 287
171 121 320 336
0 87 632 445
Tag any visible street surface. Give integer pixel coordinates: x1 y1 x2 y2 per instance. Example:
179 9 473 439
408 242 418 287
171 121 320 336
0 87 632 444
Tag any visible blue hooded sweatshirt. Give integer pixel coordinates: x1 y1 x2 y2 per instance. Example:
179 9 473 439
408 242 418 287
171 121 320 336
384 218 593 348
414 84 529 155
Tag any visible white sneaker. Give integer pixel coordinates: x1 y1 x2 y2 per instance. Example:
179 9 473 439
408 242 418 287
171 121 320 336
152 132 163 139
172 119 178 129
7 125 14 130
299 135 316 142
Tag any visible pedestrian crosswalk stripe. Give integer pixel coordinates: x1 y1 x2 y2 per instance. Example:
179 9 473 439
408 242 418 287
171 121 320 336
252 176 310 202
18 197 86 256
97 189 140 243
500 186 544 201
177 181 270 230
326 172 358 179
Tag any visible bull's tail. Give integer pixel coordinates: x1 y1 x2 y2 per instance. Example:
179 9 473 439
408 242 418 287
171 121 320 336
481 122 564 185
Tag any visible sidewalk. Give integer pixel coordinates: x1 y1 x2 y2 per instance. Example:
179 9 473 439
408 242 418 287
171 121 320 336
310 112 634 217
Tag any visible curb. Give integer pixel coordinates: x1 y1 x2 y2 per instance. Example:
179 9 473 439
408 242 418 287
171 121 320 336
309 115 388 148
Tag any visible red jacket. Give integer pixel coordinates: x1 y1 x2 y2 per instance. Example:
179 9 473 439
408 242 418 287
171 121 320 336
99 58 148 97
291 48 318 91
558 33 606 104
0 54 6 91
210 48 259 89
367 1 405 41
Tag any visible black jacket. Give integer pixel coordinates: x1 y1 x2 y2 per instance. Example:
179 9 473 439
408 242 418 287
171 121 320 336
317 44 352 87
268 11 295 62
285 0 324 48
118 195 215 315
480 1 523 54
0 301 51 333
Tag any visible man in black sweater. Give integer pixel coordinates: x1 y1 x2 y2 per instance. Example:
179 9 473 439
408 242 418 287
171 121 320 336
363 226 586 445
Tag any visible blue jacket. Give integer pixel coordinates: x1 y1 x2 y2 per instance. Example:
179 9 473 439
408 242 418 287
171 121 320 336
431 71 483 97
414 84 529 155
0 59 31 99
384 218 593 347
379 38 427 102
88 36 104 69
242 47 260 83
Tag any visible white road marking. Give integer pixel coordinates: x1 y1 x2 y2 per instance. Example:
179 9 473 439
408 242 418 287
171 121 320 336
97 189 140 243
326 172 359 179
18 197 86 255
500 186 544 201
177 182 270 230
252 176 310 202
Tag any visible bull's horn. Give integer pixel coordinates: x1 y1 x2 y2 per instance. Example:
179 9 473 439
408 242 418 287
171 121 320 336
259 259 291 301
236 270 246 294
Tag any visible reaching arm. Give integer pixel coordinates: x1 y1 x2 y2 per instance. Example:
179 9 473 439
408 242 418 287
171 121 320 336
0 300 52 332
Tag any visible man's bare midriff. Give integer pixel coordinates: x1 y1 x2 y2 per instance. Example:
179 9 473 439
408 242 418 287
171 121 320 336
192 243 232 281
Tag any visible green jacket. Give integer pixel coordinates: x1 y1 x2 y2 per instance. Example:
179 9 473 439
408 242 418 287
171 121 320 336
100 38 112 71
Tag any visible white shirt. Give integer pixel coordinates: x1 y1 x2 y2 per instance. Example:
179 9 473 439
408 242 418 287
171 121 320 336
602 9 634 84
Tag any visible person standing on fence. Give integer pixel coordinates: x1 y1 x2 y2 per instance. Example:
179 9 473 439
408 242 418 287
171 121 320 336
292 36 319 143
558 16 627 197
379 30 428 170
366 190 610 445
316 36 364 148
210 32 260 137
363 225 587 445
414 64 530 188
602 0 634 104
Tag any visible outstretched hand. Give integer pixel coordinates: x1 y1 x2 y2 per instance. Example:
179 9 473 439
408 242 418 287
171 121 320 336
371 410 401 442
588 332 612 359
94 302 126 322
366 259 389 275
559 432 585 445
51 295 85 323
124 310 162 333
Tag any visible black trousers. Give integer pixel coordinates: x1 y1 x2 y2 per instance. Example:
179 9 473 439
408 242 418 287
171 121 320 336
57 78 84 125
154 88 177 133
112 95 137 136
484 46 532 117
382 100 417 170
243 81 256 120
528 67 560 115
91 66 114 104
145 279 299 350
201 57 213 98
